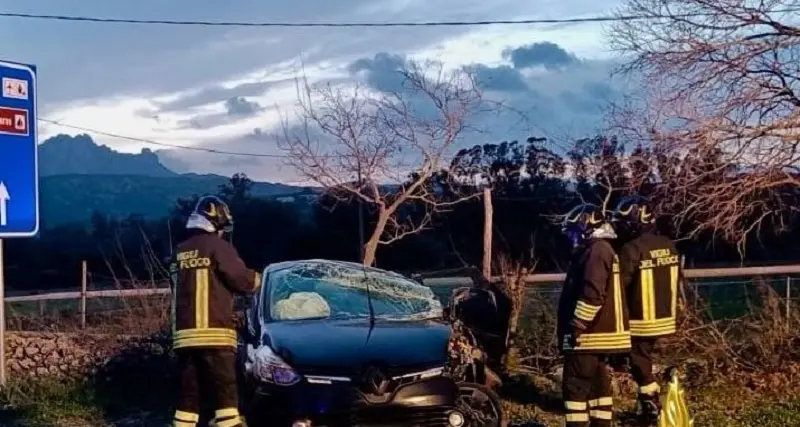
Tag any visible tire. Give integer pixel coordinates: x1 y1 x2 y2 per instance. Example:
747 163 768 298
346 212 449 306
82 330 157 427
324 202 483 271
456 382 507 427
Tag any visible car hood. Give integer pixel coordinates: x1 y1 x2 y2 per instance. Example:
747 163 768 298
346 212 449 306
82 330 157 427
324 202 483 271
262 318 451 370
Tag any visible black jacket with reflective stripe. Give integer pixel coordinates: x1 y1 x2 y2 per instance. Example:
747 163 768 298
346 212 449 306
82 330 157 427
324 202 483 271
169 231 261 349
618 232 682 337
558 238 631 353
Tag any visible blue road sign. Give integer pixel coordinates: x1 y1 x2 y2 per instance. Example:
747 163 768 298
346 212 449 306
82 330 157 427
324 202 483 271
0 60 38 238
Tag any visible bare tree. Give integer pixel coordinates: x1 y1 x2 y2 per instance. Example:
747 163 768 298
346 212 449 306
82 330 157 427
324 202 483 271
277 59 487 266
607 0 800 252
567 135 634 212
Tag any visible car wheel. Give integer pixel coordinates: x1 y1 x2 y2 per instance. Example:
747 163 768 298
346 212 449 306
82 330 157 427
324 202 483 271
456 382 506 427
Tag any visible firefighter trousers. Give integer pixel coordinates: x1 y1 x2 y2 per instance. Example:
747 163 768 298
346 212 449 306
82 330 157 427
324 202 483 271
630 338 660 398
173 348 243 427
562 352 614 427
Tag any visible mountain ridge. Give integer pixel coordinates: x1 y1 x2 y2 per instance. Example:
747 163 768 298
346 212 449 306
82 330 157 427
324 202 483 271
40 134 177 177
35 134 306 227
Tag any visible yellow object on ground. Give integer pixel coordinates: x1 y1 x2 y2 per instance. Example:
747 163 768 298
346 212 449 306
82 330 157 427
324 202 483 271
658 369 694 427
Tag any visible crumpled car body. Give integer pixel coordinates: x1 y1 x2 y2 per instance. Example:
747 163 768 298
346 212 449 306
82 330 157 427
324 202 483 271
236 259 508 427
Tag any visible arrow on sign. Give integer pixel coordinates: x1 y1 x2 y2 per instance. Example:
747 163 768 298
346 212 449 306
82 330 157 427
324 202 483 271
0 182 8 227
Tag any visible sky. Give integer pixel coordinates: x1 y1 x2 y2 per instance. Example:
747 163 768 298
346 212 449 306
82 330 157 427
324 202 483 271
0 0 635 183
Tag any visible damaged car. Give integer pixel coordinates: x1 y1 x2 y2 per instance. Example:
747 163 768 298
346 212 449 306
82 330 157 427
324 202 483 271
236 259 509 427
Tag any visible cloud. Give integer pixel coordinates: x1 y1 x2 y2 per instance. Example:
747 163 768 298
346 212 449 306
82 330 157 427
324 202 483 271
502 41 579 70
156 128 292 182
174 96 267 130
470 64 529 92
17 0 508 109
345 42 627 149
152 39 630 183
153 80 283 114
31 0 630 182
212 155 265 168
225 96 263 116
347 52 409 93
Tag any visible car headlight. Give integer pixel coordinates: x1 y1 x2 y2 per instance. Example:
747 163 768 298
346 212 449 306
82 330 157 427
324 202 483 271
251 345 302 386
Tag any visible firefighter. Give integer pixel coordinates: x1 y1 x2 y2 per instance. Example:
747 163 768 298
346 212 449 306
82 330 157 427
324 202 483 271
558 203 631 427
169 195 262 427
612 195 682 425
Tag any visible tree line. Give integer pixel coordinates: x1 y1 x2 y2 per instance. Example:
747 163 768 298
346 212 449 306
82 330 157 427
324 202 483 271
4 135 800 293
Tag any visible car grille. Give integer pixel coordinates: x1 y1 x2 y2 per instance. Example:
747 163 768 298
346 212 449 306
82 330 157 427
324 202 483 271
351 406 452 427
297 363 444 405
314 406 453 427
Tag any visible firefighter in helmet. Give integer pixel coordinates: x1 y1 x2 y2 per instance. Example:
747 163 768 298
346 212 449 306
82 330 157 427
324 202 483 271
558 203 631 427
169 195 262 427
612 195 682 425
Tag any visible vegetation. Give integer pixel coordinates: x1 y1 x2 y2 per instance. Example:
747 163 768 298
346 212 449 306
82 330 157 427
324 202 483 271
0 280 797 426
10 133 800 294
277 60 488 265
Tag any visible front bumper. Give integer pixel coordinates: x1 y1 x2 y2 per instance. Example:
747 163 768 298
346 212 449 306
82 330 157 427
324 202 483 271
246 375 465 427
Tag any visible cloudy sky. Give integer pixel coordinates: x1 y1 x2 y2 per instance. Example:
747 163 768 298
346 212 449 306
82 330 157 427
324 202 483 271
0 0 636 183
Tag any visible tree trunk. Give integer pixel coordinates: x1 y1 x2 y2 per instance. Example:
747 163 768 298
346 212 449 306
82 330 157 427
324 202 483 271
362 212 389 266
482 187 493 280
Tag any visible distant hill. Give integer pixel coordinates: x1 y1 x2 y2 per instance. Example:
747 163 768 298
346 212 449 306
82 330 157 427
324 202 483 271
40 134 176 177
36 134 306 227
40 174 303 227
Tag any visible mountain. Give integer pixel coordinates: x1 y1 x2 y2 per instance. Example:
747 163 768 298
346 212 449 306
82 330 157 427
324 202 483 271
40 134 176 177
36 134 306 227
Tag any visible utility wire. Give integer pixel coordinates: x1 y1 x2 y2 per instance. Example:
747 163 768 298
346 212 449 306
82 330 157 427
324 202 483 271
1 8 799 28
39 118 293 158
38 119 588 199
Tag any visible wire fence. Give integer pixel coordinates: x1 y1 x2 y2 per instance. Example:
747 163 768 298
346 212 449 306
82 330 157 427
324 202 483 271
4 264 800 333
425 276 798 317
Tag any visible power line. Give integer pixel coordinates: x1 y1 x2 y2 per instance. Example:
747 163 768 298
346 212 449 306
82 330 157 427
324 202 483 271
39 119 571 168
39 118 291 158
2 8 799 28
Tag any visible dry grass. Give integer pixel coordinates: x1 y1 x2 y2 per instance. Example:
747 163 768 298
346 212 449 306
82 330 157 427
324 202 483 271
491 275 800 426
2 271 800 426
10 265 799 377
660 278 800 379
6 278 170 336
497 275 800 425
510 276 800 382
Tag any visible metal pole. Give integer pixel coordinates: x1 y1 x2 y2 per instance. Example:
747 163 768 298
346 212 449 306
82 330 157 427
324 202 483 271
0 239 6 388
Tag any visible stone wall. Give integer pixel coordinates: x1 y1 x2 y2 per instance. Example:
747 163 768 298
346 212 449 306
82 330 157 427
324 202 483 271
4 331 170 378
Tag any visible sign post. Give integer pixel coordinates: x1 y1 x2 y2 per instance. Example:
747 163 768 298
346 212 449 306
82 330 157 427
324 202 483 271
0 59 40 388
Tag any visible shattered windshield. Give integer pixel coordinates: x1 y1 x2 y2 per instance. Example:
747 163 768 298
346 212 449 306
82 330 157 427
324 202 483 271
266 260 442 322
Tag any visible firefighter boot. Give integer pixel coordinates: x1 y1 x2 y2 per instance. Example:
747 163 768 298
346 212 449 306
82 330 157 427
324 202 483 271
636 393 660 426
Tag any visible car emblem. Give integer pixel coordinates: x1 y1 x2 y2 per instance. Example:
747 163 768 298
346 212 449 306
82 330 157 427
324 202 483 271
360 365 389 395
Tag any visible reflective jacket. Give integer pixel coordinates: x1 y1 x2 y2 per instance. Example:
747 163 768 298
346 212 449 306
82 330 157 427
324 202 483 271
557 238 631 353
618 231 682 337
169 231 261 349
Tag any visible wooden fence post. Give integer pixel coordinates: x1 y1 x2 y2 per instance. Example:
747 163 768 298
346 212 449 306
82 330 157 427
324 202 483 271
80 261 87 329
482 187 493 280
786 275 792 328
